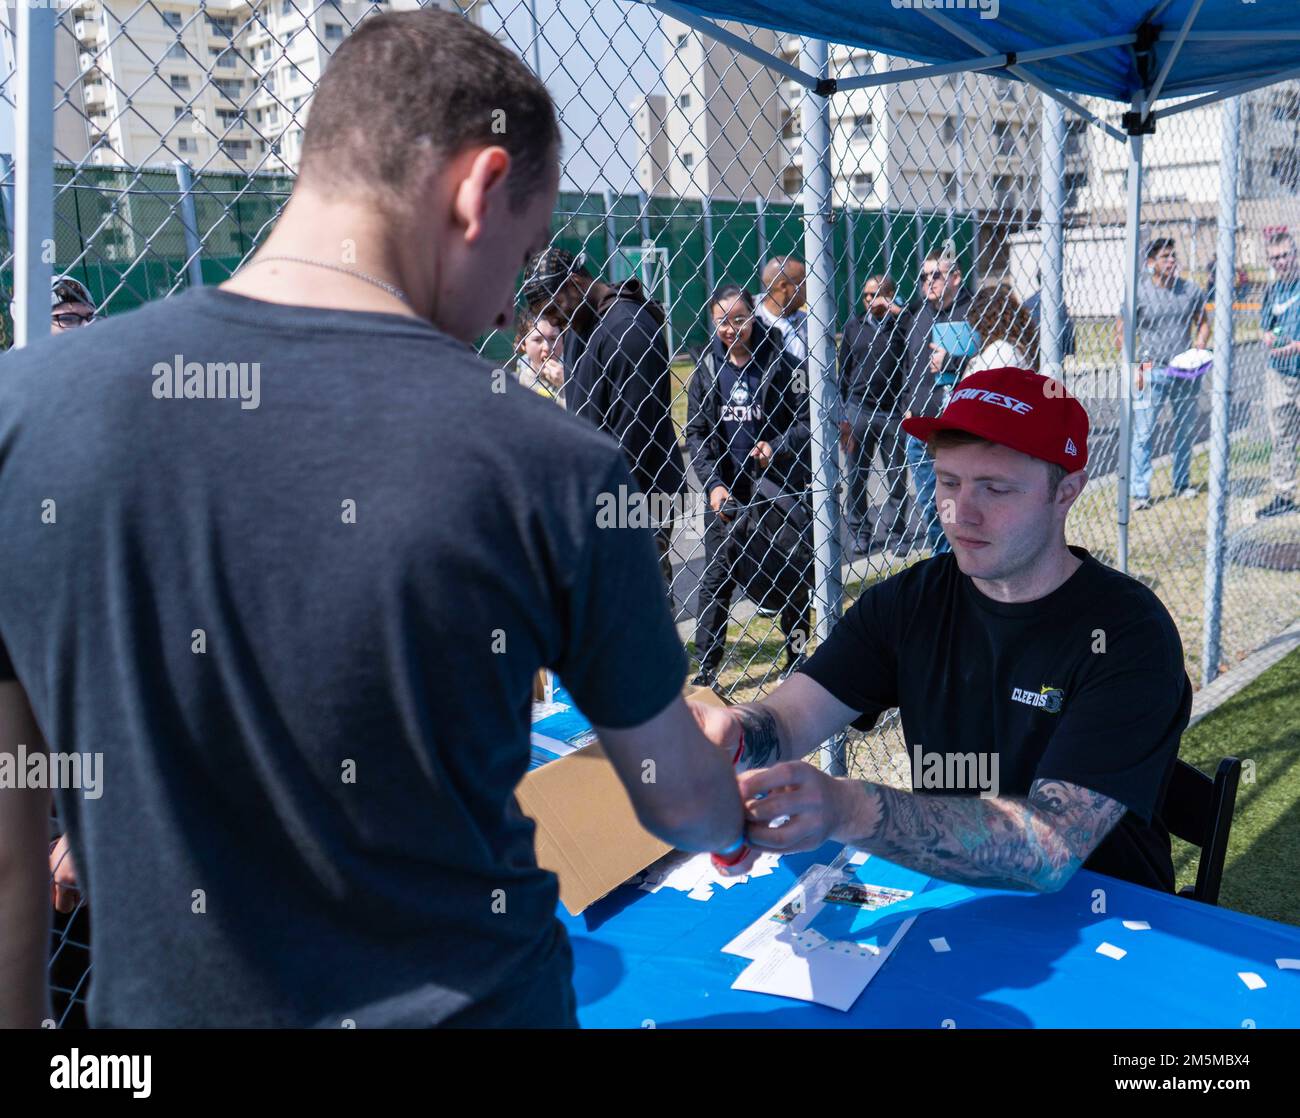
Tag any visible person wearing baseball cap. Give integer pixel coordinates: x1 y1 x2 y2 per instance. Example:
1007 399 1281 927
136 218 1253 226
688 365 1194 896
50 275 96 334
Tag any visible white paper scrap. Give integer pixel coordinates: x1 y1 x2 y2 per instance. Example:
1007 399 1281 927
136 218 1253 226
1238 972 1267 991
1121 920 1151 931
848 850 870 866
929 936 951 953
687 883 715 902
1096 942 1127 960
731 916 916 1011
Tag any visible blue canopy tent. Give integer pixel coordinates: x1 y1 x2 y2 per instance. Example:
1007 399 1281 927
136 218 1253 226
632 0 1300 711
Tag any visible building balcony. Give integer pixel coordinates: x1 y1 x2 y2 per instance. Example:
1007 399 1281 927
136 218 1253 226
74 20 105 45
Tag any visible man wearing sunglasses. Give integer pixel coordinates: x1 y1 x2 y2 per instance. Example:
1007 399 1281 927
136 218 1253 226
50 275 96 334
899 249 973 556
1258 231 1300 519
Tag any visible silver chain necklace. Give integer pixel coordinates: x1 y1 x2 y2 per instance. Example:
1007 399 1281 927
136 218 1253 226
252 255 412 306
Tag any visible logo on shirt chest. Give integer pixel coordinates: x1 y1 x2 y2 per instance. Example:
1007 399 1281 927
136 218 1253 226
1010 684 1065 713
722 380 762 423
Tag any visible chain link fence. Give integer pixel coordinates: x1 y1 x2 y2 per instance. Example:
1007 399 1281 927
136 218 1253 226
2 0 1296 1025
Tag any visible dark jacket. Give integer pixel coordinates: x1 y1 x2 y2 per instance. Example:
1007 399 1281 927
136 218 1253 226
838 309 907 422
900 287 974 415
684 321 809 500
566 278 686 497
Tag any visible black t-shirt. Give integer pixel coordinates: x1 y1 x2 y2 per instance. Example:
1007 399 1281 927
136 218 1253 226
0 286 687 1027
798 546 1191 892
719 356 764 472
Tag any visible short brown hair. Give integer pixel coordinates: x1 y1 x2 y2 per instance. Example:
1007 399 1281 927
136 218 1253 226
864 273 895 297
299 10 559 212
926 428 1067 498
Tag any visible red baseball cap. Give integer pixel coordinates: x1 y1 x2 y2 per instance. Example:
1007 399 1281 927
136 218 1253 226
901 366 1090 471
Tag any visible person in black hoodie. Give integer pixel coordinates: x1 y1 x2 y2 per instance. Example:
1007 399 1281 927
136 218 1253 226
523 248 686 584
685 284 811 688
838 274 910 556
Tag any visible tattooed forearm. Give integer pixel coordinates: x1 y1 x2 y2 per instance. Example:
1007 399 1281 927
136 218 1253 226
842 778 1127 892
732 704 784 769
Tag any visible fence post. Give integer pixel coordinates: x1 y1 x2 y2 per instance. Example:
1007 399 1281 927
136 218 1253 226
637 188 652 246
1201 96 1241 686
882 206 893 279
601 187 618 269
1039 95 1066 375
14 3 55 348
755 195 767 266
0 152 15 250
701 194 715 294
799 36 845 777
174 161 205 288
1117 97 1145 575
845 204 857 308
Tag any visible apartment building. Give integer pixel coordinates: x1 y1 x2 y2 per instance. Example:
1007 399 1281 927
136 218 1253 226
634 18 1041 218
55 0 441 174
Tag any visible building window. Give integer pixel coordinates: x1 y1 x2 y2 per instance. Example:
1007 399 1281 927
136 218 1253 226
682 151 694 169
851 112 872 141
325 23 344 42
942 114 956 143
679 93 691 109
168 42 187 60
169 74 190 91
994 76 1015 99
942 171 958 202
844 51 872 77
675 33 688 50
177 137 198 153
993 120 1016 156
281 0 294 15
162 11 182 29
211 48 238 69
851 172 873 195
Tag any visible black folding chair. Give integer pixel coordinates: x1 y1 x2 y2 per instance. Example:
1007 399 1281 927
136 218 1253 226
1159 757 1242 906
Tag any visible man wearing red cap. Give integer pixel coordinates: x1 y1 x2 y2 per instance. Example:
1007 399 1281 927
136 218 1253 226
696 367 1193 893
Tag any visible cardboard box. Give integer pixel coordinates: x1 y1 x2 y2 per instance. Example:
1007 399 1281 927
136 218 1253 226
518 685 728 915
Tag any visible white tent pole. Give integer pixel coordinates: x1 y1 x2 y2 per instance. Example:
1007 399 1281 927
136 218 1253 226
799 35 845 778
1039 95 1066 376
1146 0 1206 109
14 3 56 348
1154 58 1300 120
1117 96 1145 575
1201 95 1241 687
833 34 1136 93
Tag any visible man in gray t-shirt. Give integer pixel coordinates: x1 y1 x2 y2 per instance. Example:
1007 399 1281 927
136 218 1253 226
1117 238 1211 507
0 10 747 1030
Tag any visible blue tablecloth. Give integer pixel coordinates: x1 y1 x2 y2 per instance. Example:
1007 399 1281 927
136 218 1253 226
560 844 1300 1027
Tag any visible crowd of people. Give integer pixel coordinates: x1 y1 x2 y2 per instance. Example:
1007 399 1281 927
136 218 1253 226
512 226 1297 685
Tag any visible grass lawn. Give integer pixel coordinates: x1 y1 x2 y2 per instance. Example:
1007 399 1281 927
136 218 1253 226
1173 646 1300 926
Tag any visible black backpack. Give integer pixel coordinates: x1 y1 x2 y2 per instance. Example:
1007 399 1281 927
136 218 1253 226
727 466 814 614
